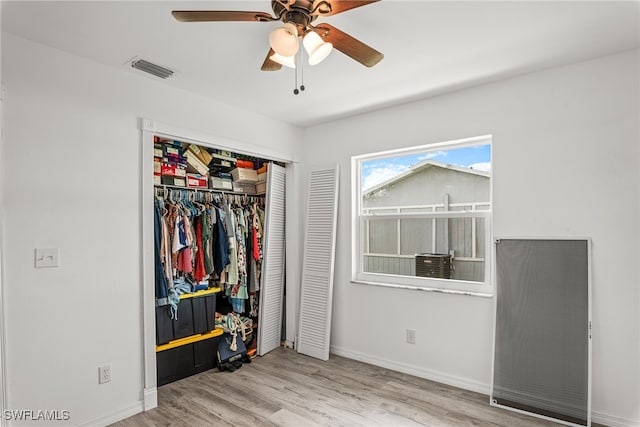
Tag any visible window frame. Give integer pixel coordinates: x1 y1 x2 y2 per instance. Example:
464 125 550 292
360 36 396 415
351 135 493 296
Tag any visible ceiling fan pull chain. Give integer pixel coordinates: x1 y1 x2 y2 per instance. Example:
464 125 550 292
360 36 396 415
294 43 306 95
293 61 299 95
300 46 306 92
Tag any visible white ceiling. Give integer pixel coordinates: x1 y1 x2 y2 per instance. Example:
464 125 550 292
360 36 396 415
3 0 639 127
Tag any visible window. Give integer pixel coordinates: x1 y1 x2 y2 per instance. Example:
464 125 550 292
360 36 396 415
351 135 492 295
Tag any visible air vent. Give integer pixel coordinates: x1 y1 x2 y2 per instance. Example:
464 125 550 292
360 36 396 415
131 59 174 79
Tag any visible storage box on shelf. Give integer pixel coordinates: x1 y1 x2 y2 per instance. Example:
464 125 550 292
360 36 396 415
209 156 235 173
156 138 190 188
186 144 212 166
162 163 187 178
232 183 257 194
236 159 254 169
161 176 186 187
163 145 181 157
256 163 268 175
154 142 164 186
231 167 258 183
256 182 266 194
185 150 210 176
210 177 233 191
186 173 208 189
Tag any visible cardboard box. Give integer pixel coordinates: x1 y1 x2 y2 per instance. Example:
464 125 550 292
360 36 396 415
186 173 208 188
161 163 187 177
257 172 267 182
210 157 234 169
210 177 233 191
185 150 209 176
163 154 187 165
236 159 254 169
164 145 181 156
232 183 256 194
186 144 213 166
256 182 266 194
154 174 161 186
161 176 186 187
231 168 258 183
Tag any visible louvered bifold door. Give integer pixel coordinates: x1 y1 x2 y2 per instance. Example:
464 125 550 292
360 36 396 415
257 163 286 356
297 165 339 361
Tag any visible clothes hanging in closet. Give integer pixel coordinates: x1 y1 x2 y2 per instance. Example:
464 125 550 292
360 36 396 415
154 189 265 318
154 199 169 306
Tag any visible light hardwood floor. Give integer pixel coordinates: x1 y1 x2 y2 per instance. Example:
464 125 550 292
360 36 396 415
112 347 592 427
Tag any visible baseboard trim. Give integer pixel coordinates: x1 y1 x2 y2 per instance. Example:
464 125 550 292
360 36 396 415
143 387 157 410
329 345 490 395
80 401 144 427
592 410 640 427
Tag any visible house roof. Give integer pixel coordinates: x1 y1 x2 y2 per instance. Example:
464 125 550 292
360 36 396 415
363 159 490 197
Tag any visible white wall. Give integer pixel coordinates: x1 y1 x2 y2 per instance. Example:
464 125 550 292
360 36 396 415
302 49 640 427
1 33 301 426
0 3 6 425
2 28 638 427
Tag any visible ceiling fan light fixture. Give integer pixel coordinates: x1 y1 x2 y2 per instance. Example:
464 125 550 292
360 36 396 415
303 31 333 65
270 52 296 69
269 22 300 57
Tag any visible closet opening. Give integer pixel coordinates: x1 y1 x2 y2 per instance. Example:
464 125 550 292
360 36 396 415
140 119 297 409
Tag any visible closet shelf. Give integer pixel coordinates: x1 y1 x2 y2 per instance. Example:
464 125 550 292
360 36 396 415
156 328 223 353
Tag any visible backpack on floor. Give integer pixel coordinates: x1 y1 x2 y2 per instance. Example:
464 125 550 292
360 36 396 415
217 332 251 372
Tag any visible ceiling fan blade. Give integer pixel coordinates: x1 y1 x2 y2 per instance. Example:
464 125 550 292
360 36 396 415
314 23 383 67
311 0 380 16
172 11 276 22
261 48 283 72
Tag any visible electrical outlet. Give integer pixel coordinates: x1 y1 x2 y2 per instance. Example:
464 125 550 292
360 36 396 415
98 365 111 384
406 329 416 344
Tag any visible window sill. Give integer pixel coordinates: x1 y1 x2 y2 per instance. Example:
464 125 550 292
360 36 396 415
350 279 494 298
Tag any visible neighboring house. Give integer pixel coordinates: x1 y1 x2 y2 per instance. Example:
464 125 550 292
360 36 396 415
362 160 490 282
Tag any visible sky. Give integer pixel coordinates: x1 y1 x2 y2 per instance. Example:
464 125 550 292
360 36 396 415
362 144 491 190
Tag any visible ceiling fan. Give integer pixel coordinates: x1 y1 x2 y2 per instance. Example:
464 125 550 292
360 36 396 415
171 0 384 71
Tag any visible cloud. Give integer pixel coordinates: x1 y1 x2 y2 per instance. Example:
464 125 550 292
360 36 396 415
467 162 491 172
416 151 447 162
362 164 410 190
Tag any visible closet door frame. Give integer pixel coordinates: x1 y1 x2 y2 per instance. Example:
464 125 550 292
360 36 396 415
139 118 297 410
0 53 7 427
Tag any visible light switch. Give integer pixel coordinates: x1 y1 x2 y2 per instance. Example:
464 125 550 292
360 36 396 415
35 248 59 268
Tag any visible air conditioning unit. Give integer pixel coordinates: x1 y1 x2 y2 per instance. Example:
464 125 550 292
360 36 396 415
415 254 452 279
